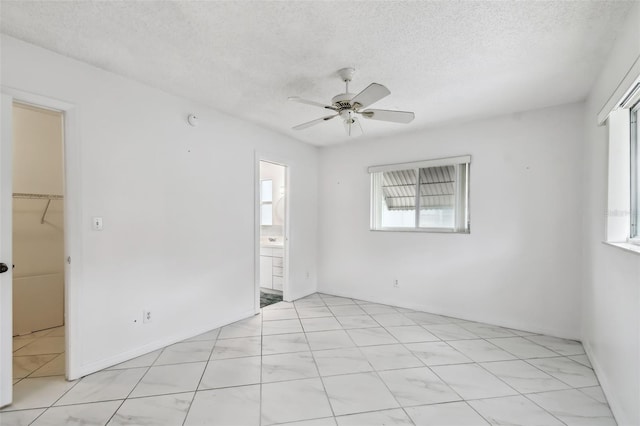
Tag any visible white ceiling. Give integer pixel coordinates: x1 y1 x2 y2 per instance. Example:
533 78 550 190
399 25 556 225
0 1 633 146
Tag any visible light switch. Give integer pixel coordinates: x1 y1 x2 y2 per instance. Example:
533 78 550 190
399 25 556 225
92 217 103 231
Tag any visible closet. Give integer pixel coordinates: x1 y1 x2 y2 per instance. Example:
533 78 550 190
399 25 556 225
12 103 65 336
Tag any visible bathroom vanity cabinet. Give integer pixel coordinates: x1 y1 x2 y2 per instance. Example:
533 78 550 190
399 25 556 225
260 246 284 290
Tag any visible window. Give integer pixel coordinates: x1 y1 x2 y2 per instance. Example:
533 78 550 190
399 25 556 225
631 102 639 243
603 76 640 248
369 156 470 233
260 179 273 226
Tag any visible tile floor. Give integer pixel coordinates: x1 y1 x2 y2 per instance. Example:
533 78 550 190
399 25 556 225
261 290 284 308
11 326 66 384
1 293 616 425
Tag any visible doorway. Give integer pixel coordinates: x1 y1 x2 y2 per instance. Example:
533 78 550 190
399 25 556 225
12 103 65 337
0 95 73 408
258 160 288 308
12 101 66 376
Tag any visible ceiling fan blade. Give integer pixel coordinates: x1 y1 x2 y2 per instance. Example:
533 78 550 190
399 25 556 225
359 109 415 123
292 114 337 130
288 96 336 110
351 83 391 109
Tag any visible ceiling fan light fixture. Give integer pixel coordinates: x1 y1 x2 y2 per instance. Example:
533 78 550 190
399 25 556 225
339 109 361 136
343 115 362 137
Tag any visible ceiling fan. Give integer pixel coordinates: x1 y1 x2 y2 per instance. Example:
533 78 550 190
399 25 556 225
289 68 415 136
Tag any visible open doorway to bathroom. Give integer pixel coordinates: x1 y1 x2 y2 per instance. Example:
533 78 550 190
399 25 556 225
258 160 287 308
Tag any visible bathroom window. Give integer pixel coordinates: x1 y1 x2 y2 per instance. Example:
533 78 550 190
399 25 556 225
369 156 470 233
261 179 273 226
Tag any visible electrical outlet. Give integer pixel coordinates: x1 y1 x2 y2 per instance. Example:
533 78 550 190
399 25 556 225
92 217 103 231
143 310 152 323
393 279 399 288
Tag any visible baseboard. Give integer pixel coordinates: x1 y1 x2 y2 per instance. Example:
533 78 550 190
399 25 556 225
72 308 256 379
582 341 630 426
317 288 580 341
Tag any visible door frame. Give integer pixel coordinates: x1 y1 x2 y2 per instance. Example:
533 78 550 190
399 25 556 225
254 153 291 312
0 87 83 407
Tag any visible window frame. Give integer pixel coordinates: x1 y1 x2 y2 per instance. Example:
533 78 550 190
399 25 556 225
369 156 471 233
604 77 640 252
630 102 639 244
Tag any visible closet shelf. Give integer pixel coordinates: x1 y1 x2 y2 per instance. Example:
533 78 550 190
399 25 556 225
12 192 64 200
12 193 64 224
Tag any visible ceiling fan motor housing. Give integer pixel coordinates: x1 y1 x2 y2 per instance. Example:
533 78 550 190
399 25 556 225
331 93 356 110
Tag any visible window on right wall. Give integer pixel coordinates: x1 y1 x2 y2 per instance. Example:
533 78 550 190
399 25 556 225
602 74 640 249
631 101 639 243
369 156 470 233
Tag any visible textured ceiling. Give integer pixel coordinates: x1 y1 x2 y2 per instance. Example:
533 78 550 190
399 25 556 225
0 1 634 146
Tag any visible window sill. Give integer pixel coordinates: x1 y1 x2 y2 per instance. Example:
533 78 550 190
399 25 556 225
603 241 640 255
371 228 470 234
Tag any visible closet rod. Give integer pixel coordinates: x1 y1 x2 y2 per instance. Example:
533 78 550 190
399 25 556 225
12 192 64 200
12 193 64 224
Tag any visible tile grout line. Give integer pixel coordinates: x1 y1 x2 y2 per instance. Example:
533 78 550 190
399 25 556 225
24 353 65 381
7 330 63 424
516 356 611 424
465 357 570 425
359 303 575 425
8 294 611 425
23 333 83 425
519 393 572 426
322 296 462 424
520 356 598 389
354 345 419 425
393 315 575 424
377 307 581 425
181 326 221 426
102 348 166 425
93 338 165 424
325 300 414 422
267 295 604 424
392 323 555 426
254 296 607 424
296 297 339 423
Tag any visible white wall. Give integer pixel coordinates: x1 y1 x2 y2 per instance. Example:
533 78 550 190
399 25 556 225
1 35 319 377
318 102 584 339
581 4 640 425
